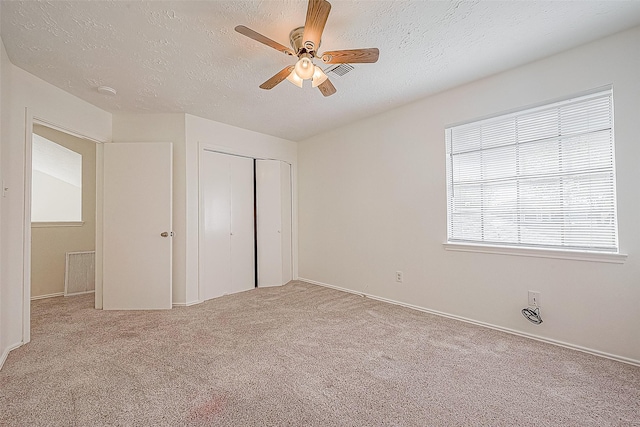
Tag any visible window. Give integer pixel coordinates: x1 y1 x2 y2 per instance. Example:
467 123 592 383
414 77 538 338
445 88 618 253
32 134 83 222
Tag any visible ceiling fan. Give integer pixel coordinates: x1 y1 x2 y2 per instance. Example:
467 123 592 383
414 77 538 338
235 0 379 97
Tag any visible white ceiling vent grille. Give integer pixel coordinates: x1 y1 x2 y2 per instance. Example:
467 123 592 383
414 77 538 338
326 63 354 77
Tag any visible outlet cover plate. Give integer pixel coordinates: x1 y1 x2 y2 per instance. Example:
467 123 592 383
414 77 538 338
395 271 403 283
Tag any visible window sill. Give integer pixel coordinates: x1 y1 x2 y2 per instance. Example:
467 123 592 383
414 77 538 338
443 242 627 264
32 221 85 228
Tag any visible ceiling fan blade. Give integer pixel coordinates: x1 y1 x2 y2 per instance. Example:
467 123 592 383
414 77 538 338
317 78 336 97
260 66 295 90
235 25 295 56
321 48 379 64
302 0 331 53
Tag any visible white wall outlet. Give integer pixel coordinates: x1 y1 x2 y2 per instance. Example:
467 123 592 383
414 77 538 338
528 291 541 307
395 271 403 283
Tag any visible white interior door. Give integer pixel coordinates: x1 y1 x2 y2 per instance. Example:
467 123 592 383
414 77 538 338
200 151 255 301
103 142 173 310
256 160 292 288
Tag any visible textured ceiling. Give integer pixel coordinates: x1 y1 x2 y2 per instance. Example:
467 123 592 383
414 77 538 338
2 1 640 141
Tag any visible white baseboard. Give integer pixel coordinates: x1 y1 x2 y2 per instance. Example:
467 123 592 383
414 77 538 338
172 300 201 308
298 277 640 367
30 292 64 301
64 290 95 297
0 342 23 371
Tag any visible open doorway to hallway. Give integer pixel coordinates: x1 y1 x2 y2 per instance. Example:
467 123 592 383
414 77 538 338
30 124 96 302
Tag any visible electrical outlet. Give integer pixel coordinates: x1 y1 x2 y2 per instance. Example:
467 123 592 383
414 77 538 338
528 291 541 307
395 271 403 283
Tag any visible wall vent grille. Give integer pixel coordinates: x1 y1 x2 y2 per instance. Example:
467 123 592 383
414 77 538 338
64 251 95 296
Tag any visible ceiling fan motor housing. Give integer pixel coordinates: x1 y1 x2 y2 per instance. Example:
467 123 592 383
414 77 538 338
289 26 319 56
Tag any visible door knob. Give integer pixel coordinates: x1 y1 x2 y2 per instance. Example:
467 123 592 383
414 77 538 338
161 232 169 237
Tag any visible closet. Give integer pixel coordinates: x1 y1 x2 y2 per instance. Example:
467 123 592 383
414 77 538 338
199 151 292 301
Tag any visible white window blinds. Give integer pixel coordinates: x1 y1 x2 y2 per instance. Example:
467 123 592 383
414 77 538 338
446 89 618 253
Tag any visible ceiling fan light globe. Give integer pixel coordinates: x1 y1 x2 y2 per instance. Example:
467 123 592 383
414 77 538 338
286 70 303 88
312 66 328 88
294 56 315 80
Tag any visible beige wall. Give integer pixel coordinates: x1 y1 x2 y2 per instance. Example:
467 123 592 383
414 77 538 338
30 125 96 298
0 15 6 363
298 26 640 364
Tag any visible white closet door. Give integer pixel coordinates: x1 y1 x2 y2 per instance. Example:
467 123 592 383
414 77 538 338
256 160 292 287
229 155 255 294
200 151 232 301
200 151 255 301
280 162 293 284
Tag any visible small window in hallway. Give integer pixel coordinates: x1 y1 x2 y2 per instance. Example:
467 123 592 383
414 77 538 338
31 134 83 222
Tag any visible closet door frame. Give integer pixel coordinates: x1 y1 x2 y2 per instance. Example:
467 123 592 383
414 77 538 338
197 143 296 304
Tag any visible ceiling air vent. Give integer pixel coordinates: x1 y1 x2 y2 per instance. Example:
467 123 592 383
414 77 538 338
326 63 354 77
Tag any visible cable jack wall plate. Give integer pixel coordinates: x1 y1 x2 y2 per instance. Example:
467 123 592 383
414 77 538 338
528 290 540 307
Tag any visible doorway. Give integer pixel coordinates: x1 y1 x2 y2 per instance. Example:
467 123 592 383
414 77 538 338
30 124 97 301
22 115 107 344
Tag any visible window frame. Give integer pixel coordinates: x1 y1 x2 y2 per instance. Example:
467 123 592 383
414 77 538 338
31 133 84 225
31 221 85 228
443 86 626 263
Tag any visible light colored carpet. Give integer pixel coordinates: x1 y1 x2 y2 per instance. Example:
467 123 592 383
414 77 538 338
1 280 638 426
